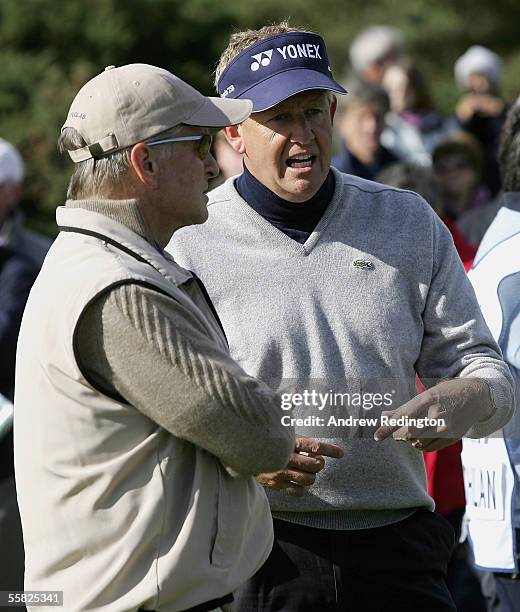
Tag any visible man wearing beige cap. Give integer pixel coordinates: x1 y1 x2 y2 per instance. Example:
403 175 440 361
14 64 294 612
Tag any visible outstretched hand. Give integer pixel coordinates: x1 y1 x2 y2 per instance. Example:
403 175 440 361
373 378 493 452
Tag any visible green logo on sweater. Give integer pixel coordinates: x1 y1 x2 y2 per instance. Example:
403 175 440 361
353 259 374 270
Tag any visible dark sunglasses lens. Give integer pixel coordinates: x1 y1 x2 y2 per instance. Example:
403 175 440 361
198 135 212 159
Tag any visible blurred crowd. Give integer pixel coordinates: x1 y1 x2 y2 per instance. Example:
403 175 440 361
1 22 519 612
341 26 509 252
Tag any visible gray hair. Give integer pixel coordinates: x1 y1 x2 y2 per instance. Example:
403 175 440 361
58 126 183 200
349 26 403 74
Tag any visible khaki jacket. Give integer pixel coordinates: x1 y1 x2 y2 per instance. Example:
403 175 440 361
15 206 275 611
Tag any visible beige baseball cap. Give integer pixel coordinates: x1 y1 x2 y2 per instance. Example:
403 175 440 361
62 63 252 163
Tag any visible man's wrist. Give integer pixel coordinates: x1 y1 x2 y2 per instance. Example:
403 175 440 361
475 379 496 422
458 377 495 423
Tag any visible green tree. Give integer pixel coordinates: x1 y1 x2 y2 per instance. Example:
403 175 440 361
0 0 518 234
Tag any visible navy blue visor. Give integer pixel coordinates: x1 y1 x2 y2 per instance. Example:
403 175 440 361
217 32 347 112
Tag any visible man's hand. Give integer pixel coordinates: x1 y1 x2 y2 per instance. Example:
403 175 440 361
456 93 505 122
255 436 344 497
373 378 494 451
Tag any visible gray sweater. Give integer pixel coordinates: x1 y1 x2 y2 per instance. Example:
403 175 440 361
169 168 514 530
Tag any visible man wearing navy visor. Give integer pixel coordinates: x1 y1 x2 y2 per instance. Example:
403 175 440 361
169 22 514 611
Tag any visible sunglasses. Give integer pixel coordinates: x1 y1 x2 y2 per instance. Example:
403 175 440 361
145 134 213 160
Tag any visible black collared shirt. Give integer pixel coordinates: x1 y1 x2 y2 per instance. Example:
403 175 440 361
235 164 335 244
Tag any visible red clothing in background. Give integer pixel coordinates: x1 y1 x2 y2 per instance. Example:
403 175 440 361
423 218 477 514
443 216 477 271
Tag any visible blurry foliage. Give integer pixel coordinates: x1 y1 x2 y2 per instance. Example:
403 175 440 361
0 0 518 234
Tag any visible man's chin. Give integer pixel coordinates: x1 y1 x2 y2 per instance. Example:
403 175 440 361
184 200 209 228
282 177 324 203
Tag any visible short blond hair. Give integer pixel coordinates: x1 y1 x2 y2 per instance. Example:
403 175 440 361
214 21 312 91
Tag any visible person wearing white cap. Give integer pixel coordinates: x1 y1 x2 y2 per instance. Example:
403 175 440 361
455 45 502 95
349 25 404 85
169 22 515 611
14 63 295 612
0 139 51 399
454 45 507 198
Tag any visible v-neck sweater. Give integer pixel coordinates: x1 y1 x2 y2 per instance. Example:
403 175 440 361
169 168 514 530
235 165 334 244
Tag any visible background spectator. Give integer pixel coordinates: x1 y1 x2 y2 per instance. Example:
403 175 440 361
376 160 441 213
0 138 50 601
332 81 399 180
381 62 457 165
349 25 404 85
455 45 506 197
0 138 50 399
433 131 491 224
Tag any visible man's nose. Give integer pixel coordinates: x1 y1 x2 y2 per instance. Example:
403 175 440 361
290 116 315 145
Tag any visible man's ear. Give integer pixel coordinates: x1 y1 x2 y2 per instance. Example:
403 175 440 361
130 143 160 189
223 124 246 155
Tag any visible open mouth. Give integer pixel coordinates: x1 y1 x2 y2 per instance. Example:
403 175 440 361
286 154 315 169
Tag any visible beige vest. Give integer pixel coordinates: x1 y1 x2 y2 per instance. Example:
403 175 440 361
14 206 272 612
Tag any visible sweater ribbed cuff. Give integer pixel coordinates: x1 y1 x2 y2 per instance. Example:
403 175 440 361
465 371 515 439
